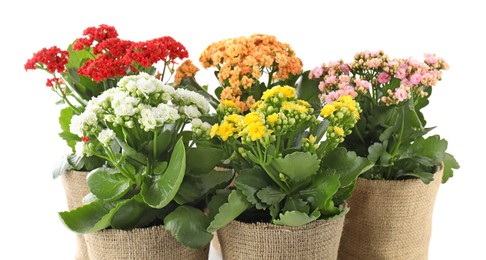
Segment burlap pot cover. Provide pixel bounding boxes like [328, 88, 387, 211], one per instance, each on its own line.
[217, 216, 345, 260]
[338, 166, 444, 260]
[61, 170, 90, 260]
[85, 225, 209, 260]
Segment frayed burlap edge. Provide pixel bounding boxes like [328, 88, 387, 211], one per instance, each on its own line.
[61, 170, 90, 260]
[85, 225, 209, 260]
[217, 215, 345, 260]
[338, 166, 444, 260]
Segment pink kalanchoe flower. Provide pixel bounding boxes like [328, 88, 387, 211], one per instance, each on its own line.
[324, 91, 340, 104]
[409, 73, 422, 85]
[355, 79, 371, 92]
[340, 64, 350, 75]
[310, 66, 324, 79]
[367, 58, 382, 69]
[325, 75, 337, 84]
[395, 66, 408, 79]
[394, 87, 408, 102]
[318, 81, 326, 92]
[424, 54, 439, 66]
[378, 72, 391, 84]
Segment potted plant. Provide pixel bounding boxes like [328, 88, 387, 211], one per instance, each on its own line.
[57, 72, 232, 259]
[207, 85, 373, 260]
[308, 50, 460, 260]
[25, 24, 192, 259]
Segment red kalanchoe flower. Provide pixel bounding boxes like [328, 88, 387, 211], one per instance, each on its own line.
[24, 46, 69, 73]
[78, 55, 129, 82]
[82, 136, 90, 143]
[73, 24, 119, 50]
[93, 38, 133, 56]
[127, 37, 188, 68]
[45, 77, 62, 87]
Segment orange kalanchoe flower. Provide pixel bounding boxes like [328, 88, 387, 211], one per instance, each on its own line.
[200, 34, 302, 112]
[174, 60, 200, 86]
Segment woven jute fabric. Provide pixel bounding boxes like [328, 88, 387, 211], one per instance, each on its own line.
[61, 170, 90, 260]
[217, 217, 345, 260]
[85, 225, 209, 260]
[338, 167, 444, 260]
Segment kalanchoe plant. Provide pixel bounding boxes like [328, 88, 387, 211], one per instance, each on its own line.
[206, 86, 372, 232]
[24, 24, 189, 175]
[59, 73, 232, 249]
[307, 50, 459, 183]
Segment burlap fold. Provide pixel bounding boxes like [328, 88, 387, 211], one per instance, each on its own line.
[61, 170, 90, 260]
[217, 217, 345, 260]
[85, 225, 209, 260]
[338, 167, 443, 260]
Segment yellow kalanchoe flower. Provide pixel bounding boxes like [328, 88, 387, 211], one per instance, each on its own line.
[266, 113, 279, 125]
[261, 85, 295, 100]
[221, 100, 238, 108]
[217, 122, 236, 141]
[244, 112, 264, 125]
[282, 101, 309, 114]
[333, 126, 345, 136]
[321, 104, 336, 117]
[247, 121, 267, 141]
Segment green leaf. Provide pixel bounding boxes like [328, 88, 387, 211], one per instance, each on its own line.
[117, 138, 148, 165]
[235, 167, 271, 209]
[59, 107, 80, 151]
[404, 135, 448, 166]
[272, 210, 321, 227]
[59, 199, 129, 233]
[87, 167, 131, 200]
[110, 196, 161, 230]
[207, 190, 252, 233]
[282, 197, 310, 214]
[186, 147, 224, 175]
[256, 186, 286, 206]
[271, 152, 320, 182]
[399, 172, 435, 184]
[145, 130, 173, 158]
[442, 153, 460, 183]
[299, 170, 340, 214]
[174, 168, 234, 204]
[207, 191, 231, 222]
[164, 206, 213, 249]
[367, 142, 385, 163]
[141, 138, 186, 208]
[295, 71, 321, 104]
[321, 148, 374, 187]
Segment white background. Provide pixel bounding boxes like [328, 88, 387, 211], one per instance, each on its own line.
[1, 0, 484, 259]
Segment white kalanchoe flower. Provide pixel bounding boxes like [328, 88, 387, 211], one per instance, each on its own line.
[173, 88, 210, 114]
[159, 84, 175, 103]
[153, 103, 180, 125]
[140, 108, 157, 131]
[70, 115, 84, 137]
[136, 77, 156, 97]
[98, 129, 116, 146]
[182, 105, 202, 119]
[191, 118, 203, 128]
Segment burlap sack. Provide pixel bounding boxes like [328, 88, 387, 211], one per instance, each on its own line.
[85, 225, 209, 260]
[338, 167, 444, 260]
[61, 170, 90, 260]
[217, 216, 345, 260]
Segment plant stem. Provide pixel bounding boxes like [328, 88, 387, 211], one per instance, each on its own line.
[353, 125, 365, 144]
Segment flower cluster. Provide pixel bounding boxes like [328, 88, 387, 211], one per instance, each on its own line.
[211, 85, 316, 146]
[200, 34, 303, 112]
[310, 50, 448, 106]
[174, 60, 199, 86]
[71, 72, 210, 155]
[320, 95, 361, 148]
